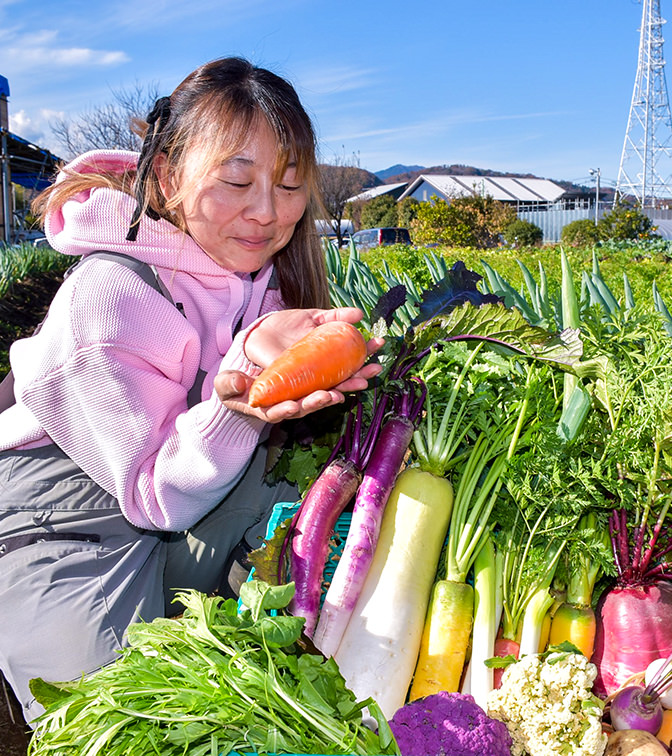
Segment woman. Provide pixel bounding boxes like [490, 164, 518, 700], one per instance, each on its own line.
[0, 57, 380, 722]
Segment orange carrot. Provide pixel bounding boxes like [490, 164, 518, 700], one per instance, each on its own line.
[248, 321, 368, 408]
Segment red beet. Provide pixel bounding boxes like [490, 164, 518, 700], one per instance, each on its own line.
[591, 579, 672, 698]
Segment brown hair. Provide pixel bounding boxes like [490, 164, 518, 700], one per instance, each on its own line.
[34, 57, 329, 309]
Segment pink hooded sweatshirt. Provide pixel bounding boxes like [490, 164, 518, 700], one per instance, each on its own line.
[0, 150, 286, 531]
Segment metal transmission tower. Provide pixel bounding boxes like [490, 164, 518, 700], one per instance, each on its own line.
[616, 0, 672, 207]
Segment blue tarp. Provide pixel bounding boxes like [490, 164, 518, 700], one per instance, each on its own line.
[4, 130, 61, 191]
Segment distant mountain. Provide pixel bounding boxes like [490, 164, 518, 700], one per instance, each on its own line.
[374, 164, 425, 181]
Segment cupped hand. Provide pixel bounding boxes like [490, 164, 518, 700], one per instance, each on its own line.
[244, 307, 382, 369]
[213, 307, 384, 423]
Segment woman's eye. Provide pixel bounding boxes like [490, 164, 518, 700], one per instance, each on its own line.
[223, 181, 250, 188]
[279, 183, 302, 192]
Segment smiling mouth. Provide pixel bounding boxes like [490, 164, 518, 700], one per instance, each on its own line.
[237, 237, 271, 248]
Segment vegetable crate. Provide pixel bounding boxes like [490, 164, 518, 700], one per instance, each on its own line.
[249, 500, 352, 604]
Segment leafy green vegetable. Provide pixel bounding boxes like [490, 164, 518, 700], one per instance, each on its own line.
[410, 260, 501, 325]
[28, 582, 398, 756]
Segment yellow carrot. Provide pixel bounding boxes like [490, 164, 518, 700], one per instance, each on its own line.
[549, 603, 596, 658]
[410, 362, 539, 698]
[410, 580, 474, 699]
[548, 513, 607, 659]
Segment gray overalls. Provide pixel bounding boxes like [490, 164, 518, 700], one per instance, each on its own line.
[0, 254, 297, 723]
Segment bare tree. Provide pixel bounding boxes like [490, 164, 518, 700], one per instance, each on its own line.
[50, 81, 162, 159]
[319, 152, 374, 246]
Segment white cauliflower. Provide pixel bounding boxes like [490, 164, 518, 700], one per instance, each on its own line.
[486, 650, 606, 756]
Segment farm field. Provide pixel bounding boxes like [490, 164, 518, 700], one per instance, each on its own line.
[2, 240, 671, 379]
[1, 238, 671, 755]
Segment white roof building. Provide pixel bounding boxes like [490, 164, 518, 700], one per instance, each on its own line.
[347, 182, 408, 203]
[397, 174, 566, 205]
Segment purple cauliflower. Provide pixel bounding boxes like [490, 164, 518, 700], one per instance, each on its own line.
[388, 691, 512, 756]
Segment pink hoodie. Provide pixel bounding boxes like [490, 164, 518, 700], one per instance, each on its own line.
[0, 150, 285, 531]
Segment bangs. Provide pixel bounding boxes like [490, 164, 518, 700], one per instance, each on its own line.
[172, 95, 317, 193]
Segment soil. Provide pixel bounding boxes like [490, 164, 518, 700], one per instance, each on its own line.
[1, 676, 31, 755]
[0, 271, 65, 366]
[1, 271, 65, 755]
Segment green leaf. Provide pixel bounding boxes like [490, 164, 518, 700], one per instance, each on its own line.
[413, 300, 583, 370]
[484, 654, 518, 668]
[29, 677, 75, 708]
[543, 640, 583, 658]
[252, 614, 305, 647]
[239, 580, 295, 617]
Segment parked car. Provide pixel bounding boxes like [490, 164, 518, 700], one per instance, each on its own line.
[351, 227, 412, 250]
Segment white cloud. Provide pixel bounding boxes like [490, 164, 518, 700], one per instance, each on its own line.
[9, 108, 65, 154]
[0, 27, 128, 73]
[296, 64, 378, 97]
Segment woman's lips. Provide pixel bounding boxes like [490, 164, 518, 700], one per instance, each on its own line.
[236, 236, 272, 249]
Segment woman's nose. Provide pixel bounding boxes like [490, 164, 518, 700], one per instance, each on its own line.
[243, 185, 277, 224]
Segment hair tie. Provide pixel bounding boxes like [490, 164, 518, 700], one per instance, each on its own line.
[126, 96, 172, 241]
[146, 96, 172, 128]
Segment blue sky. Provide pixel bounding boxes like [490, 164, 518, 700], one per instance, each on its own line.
[0, 0, 657, 191]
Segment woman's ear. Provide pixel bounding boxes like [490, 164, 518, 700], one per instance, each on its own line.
[153, 153, 175, 201]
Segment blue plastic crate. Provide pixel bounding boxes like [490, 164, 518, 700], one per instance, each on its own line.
[234, 507, 387, 756]
[245, 501, 352, 603]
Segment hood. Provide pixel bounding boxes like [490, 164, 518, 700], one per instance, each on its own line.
[44, 149, 234, 279]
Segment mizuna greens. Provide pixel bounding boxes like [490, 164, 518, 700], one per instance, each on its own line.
[28, 582, 397, 756]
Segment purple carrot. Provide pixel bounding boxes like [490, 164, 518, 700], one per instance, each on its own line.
[313, 383, 426, 657]
[286, 397, 389, 636]
[288, 456, 362, 636]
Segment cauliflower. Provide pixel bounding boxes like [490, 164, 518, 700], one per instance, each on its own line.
[486, 650, 607, 756]
[388, 691, 512, 756]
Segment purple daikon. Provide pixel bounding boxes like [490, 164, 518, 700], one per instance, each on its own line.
[313, 385, 426, 657]
[288, 456, 362, 637]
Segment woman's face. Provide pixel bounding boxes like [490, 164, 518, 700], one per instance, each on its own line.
[160, 118, 309, 273]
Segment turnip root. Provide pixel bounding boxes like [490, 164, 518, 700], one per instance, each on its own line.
[605, 729, 668, 756]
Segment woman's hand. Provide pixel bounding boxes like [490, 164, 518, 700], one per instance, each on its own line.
[214, 307, 384, 423]
[244, 307, 380, 368]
